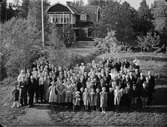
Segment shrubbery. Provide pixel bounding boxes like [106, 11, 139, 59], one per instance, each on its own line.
[0, 17, 81, 80]
[0, 17, 45, 78]
[137, 32, 160, 52]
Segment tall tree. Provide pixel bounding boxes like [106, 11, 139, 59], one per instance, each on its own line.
[72, 0, 84, 6]
[100, 1, 136, 45]
[137, 0, 154, 35]
[21, 0, 30, 18]
[152, 0, 167, 46]
[88, 0, 107, 6]
[27, 0, 50, 41]
[1, 0, 7, 22]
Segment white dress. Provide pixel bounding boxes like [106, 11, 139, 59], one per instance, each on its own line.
[49, 85, 57, 103]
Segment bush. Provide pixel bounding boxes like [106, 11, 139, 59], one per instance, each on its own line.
[95, 30, 121, 54]
[0, 18, 43, 77]
[137, 32, 160, 52]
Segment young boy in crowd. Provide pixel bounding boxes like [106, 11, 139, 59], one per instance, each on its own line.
[83, 88, 89, 111]
[80, 87, 84, 110]
[95, 88, 100, 111]
[100, 87, 108, 113]
[73, 89, 81, 112]
[141, 82, 149, 108]
[90, 88, 96, 111]
[131, 84, 139, 109]
[114, 84, 123, 110]
[11, 85, 20, 108]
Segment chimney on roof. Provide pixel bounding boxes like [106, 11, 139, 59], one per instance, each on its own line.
[66, 1, 72, 6]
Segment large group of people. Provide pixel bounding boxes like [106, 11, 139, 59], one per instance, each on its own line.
[12, 57, 156, 113]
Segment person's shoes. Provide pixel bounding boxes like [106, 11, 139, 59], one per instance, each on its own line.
[28, 105, 33, 108]
[28, 105, 31, 108]
[102, 111, 106, 114]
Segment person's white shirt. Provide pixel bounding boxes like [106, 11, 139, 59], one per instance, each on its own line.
[17, 70, 25, 83]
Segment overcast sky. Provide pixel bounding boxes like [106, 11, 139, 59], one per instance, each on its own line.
[7, 0, 155, 9]
[49, 0, 155, 9]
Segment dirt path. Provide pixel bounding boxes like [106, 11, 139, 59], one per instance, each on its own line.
[17, 104, 54, 126]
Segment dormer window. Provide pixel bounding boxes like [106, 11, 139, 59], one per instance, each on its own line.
[80, 14, 87, 21]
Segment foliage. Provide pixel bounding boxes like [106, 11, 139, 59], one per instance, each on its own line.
[95, 30, 121, 54]
[99, 1, 137, 45]
[71, 0, 84, 6]
[137, 32, 160, 52]
[0, 18, 43, 77]
[151, 0, 167, 46]
[27, 0, 50, 32]
[63, 25, 75, 47]
[0, 16, 76, 78]
[48, 25, 65, 48]
[88, 0, 106, 6]
[134, 0, 154, 35]
[19, 0, 30, 18]
[48, 25, 75, 48]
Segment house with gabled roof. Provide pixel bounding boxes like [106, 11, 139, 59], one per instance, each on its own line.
[47, 2, 101, 41]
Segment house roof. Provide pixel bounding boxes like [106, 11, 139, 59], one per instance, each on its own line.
[47, 3, 101, 22]
[47, 3, 73, 14]
[47, 3, 100, 15]
[68, 4, 100, 15]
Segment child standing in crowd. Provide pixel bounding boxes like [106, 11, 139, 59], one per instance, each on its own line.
[39, 74, 44, 103]
[114, 84, 123, 109]
[83, 88, 89, 111]
[108, 87, 114, 110]
[100, 87, 108, 113]
[18, 69, 27, 106]
[131, 84, 139, 108]
[49, 81, 57, 105]
[141, 82, 149, 108]
[95, 88, 100, 111]
[90, 88, 96, 111]
[80, 87, 84, 110]
[73, 88, 81, 112]
[11, 85, 20, 108]
[65, 79, 73, 107]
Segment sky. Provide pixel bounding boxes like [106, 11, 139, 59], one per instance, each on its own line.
[49, 0, 155, 9]
[7, 0, 156, 9]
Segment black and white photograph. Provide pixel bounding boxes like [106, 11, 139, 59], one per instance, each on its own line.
[0, 0, 167, 126]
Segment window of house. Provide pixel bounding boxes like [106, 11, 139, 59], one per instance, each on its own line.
[80, 14, 87, 21]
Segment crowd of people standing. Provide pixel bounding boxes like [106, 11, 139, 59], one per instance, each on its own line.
[12, 57, 156, 113]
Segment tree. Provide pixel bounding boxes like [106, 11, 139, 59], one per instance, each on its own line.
[72, 0, 84, 6]
[0, 17, 43, 77]
[151, 0, 167, 46]
[100, 1, 136, 45]
[1, 0, 7, 22]
[88, 0, 107, 6]
[27, 0, 50, 42]
[48, 25, 65, 48]
[137, 32, 160, 52]
[20, 0, 30, 18]
[136, 0, 154, 35]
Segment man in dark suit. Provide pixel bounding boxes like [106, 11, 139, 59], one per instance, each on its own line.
[147, 71, 155, 105]
[28, 76, 35, 107]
